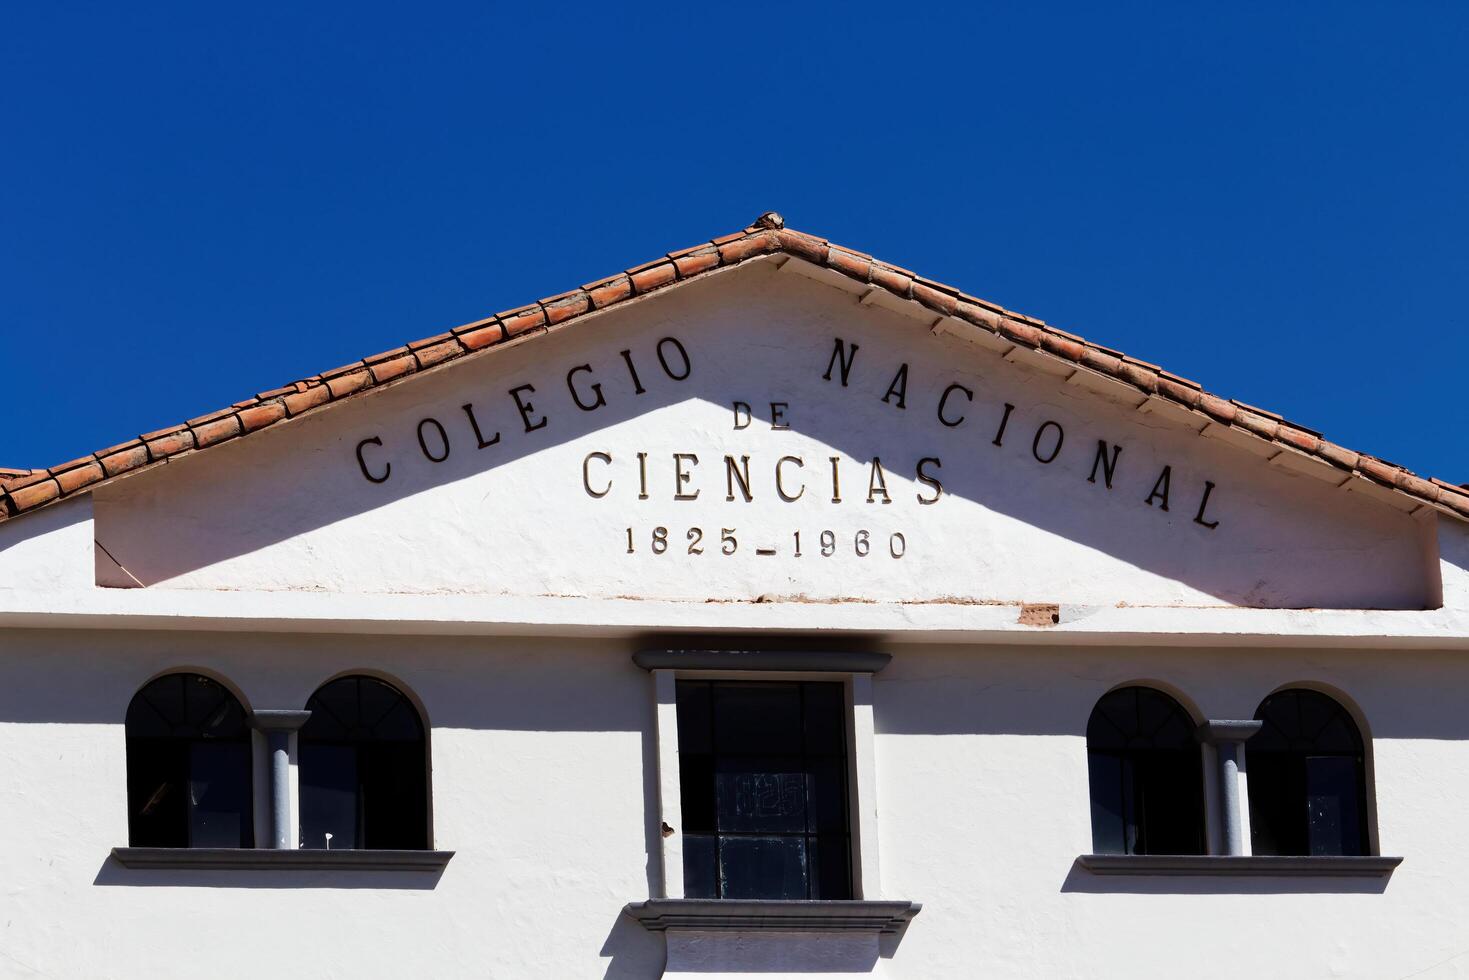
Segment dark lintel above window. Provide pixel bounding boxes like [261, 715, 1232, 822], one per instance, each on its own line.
[632, 650, 891, 673]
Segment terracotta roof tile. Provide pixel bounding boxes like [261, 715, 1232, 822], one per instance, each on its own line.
[1, 213, 1462, 524]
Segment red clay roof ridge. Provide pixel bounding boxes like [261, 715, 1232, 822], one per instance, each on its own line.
[1, 213, 1466, 525]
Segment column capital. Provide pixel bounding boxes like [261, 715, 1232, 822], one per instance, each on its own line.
[1196, 719, 1263, 744]
[250, 709, 312, 733]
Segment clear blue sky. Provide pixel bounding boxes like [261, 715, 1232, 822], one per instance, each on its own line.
[2, 3, 1464, 481]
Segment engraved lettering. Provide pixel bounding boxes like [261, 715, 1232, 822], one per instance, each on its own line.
[566, 364, 607, 412]
[674, 453, 700, 500]
[508, 384, 547, 433]
[776, 456, 806, 502]
[992, 402, 1016, 446]
[724, 454, 753, 502]
[1088, 441, 1122, 488]
[582, 451, 613, 497]
[1031, 420, 1064, 464]
[1146, 465, 1173, 511]
[461, 402, 501, 449]
[882, 363, 909, 409]
[416, 418, 450, 462]
[1194, 480, 1221, 529]
[356, 437, 390, 484]
[822, 337, 859, 386]
[657, 337, 692, 381]
[916, 456, 943, 505]
[938, 383, 972, 428]
[620, 349, 647, 395]
[867, 457, 892, 504]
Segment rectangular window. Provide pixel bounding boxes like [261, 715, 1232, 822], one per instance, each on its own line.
[675, 680, 852, 900]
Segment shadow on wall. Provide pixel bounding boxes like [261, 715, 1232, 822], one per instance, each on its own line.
[1058, 860, 1391, 896]
[76, 265, 1435, 609]
[600, 913, 668, 980]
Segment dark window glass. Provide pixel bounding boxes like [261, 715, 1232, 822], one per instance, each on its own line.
[299, 676, 428, 850]
[1085, 686, 1205, 855]
[1247, 689, 1368, 856]
[676, 680, 851, 899]
[125, 673, 253, 848]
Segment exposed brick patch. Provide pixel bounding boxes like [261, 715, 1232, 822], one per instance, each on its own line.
[1018, 603, 1061, 627]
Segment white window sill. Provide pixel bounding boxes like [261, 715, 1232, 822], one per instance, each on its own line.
[110, 847, 453, 871]
[623, 899, 921, 934]
[1076, 854, 1401, 877]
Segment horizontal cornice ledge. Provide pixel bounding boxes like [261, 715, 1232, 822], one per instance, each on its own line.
[623, 899, 921, 933]
[1077, 854, 1402, 877]
[110, 847, 453, 871]
[632, 650, 892, 673]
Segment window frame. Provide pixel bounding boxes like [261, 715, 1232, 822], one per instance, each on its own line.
[1245, 686, 1375, 858]
[647, 662, 883, 901]
[124, 670, 256, 849]
[1084, 684, 1209, 857]
[297, 673, 432, 851]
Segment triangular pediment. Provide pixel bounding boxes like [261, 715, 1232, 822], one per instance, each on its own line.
[67, 257, 1436, 610]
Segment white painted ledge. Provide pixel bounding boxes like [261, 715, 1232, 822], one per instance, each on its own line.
[1076, 854, 1402, 877]
[624, 899, 921, 934]
[111, 847, 453, 871]
[2, 588, 1467, 647]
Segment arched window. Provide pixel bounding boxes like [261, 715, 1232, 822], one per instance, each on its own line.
[125, 672, 253, 848]
[1248, 688, 1369, 856]
[1086, 686, 1205, 855]
[299, 676, 428, 850]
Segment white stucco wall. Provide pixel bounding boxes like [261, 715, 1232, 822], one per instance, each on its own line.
[83, 261, 1435, 610]
[1, 629, 1467, 979]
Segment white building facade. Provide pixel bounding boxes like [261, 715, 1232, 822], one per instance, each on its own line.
[3, 214, 1468, 978]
